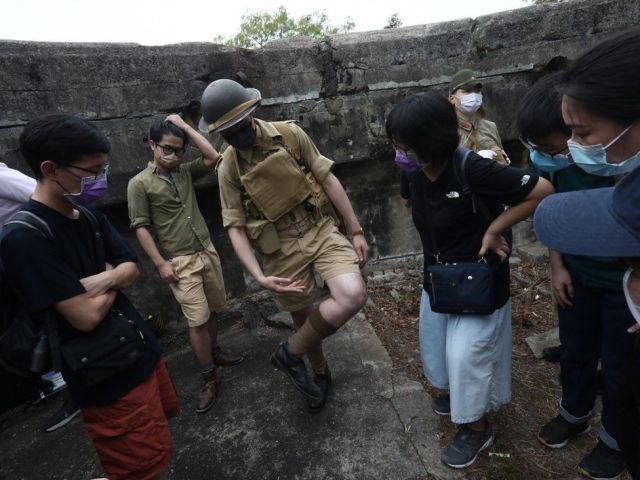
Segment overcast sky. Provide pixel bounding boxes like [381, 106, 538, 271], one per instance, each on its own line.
[2, 0, 529, 45]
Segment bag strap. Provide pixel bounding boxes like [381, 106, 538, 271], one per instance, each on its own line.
[452, 147, 496, 223]
[1, 210, 53, 246]
[426, 148, 497, 262]
[76, 205, 106, 272]
[272, 121, 302, 164]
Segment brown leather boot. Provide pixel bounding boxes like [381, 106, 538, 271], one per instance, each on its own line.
[212, 346, 245, 366]
[196, 369, 221, 414]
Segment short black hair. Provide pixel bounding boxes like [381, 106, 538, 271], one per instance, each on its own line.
[148, 120, 189, 146]
[561, 26, 640, 125]
[385, 92, 459, 167]
[517, 72, 571, 142]
[19, 114, 110, 180]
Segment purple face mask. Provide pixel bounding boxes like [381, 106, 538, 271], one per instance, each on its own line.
[64, 174, 109, 205]
[394, 150, 422, 172]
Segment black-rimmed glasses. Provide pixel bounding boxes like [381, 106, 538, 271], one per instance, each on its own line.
[155, 143, 186, 157]
[65, 163, 110, 180]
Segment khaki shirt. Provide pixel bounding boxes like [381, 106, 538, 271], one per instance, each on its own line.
[127, 157, 212, 257]
[217, 119, 334, 228]
[458, 117, 508, 164]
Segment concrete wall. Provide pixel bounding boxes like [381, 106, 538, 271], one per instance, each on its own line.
[0, 0, 637, 319]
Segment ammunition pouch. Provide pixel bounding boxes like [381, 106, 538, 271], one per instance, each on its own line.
[234, 120, 347, 251]
[240, 147, 310, 222]
[245, 218, 281, 255]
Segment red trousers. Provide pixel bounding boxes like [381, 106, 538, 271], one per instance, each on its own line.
[82, 360, 180, 480]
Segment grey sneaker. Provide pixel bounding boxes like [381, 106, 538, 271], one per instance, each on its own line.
[431, 393, 450, 416]
[441, 423, 494, 469]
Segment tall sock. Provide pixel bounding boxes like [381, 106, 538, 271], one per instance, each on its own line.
[288, 308, 337, 358]
[292, 311, 328, 374]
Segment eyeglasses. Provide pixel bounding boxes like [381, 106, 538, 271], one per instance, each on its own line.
[155, 143, 186, 157]
[391, 142, 413, 156]
[519, 137, 567, 157]
[65, 163, 110, 180]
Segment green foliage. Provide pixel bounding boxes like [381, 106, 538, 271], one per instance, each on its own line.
[384, 13, 402, 29]
[217, 6, 355, 49]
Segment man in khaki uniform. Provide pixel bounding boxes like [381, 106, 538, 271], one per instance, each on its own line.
[448, 69, 510, 164]
[127, 114, 243, 414]
[199, 79, 368, 413]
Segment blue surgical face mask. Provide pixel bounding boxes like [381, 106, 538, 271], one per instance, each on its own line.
[394, 149, 422, 172]
[567, 125, 640, 176]
[529, 149, 571, 173]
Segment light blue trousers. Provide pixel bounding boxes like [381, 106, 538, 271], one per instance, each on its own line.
[419, 289, 512, 424]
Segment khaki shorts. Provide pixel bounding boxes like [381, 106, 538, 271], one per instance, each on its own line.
[263, 216, 361, 312]
[169, 243, 227, 327]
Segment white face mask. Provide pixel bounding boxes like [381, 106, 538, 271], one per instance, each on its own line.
[623, 269, 640, 327]
[459, 92, 483, 115]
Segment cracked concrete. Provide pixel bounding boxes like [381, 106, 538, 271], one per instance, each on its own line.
[0, 303, 462, 480]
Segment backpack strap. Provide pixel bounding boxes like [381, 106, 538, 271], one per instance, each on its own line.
[272, 121, 303, 164]
[1, 211, 53, 245]
[452, 147, 495, 222]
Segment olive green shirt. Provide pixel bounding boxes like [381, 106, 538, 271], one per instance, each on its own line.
[458, 117, 508, 164]
[217, 119, 334, 228]
[127, 157, 212, 256]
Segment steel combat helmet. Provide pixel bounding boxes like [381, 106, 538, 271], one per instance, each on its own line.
[198, 79, 261, 133]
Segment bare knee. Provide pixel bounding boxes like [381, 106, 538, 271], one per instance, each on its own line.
[332, 277, 367, 315]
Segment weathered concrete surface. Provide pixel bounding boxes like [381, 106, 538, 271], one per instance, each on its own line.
[0, 309, 461, 480]
[0, 0, 636, 316]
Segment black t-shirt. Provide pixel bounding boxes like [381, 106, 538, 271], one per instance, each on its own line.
[0, 199, 161, 407]
[408, 152, 539, 308]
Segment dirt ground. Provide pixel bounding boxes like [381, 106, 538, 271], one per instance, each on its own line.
[365, 259, 631, 480]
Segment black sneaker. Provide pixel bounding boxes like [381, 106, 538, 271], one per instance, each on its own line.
[307, 368, 332, 414]
[44, 398, 80, 432]
[271, 342, 321, 400]
[431, 393, 450, 416]
[441, 422, 494, 469]
[579, 440, 626, 480]
[542, 345, 563, 362]
[538, 414, 590, 448]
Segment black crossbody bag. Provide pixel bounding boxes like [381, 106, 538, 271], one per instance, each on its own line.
[56, 206, 147, 387]
[425, 148, 496, 315]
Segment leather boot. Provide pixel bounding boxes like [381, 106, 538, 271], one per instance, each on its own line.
[196, 368, 221, 414]
[212, 346, 245, 366]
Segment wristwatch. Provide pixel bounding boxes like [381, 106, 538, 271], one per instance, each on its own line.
[352, 228, 364, 237]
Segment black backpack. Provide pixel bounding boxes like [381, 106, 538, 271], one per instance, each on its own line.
[0, 207, 102, 378]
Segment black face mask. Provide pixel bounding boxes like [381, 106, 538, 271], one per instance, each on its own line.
[222, 122, 256, 150]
